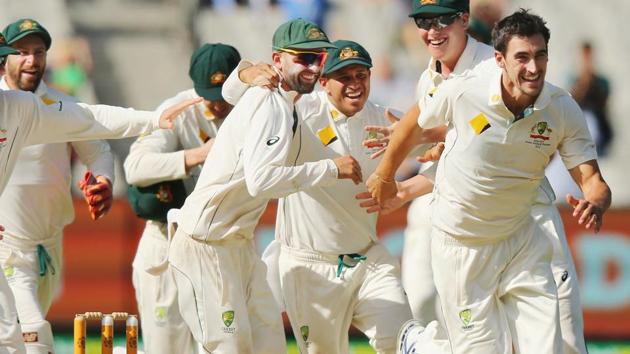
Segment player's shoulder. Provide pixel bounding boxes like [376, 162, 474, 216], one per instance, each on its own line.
[158, 88, 199, 108]
[43, 84, 78, 103]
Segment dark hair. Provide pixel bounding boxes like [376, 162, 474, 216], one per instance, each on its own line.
[491, 9, 550, 54]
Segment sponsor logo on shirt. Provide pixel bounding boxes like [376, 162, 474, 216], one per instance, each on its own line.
[222, 310, 236, 334]
[459, 309, 474, 331]
[154, 306, 167, 324]
[526, 121, 552, 148]
[266, 136, 280, 146]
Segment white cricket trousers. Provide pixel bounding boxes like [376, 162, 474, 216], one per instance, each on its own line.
[401, 193, 439, 325]
[280, 243, 412, 354]
[431, 220, 563, 354]
[131, 221, 196, 354]
[168, 229, 286, 354]
[532, 204, 587, 354]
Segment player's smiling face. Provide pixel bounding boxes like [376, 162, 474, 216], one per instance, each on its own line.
[320, 64, 371, 117]
[496, 34, 548, 102]
[4, 35, 47, 92]
[417, 12, 469, 65]
[273, 50, 324, 94]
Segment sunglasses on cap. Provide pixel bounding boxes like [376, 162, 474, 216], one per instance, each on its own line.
[414, 12, 463, 31]
[278, 48, 328, 67]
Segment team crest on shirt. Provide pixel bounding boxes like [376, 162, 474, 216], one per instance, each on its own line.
[22, 332, 38, 343]
[222, 310, 236, 333]
[459, 309, 474, 331]
[526, 121, 552, 148]
[300, 325, 311, 347]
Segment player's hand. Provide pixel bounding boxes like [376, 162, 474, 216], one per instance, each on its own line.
[333, 155, 362, 185]
[239, 62, 280, 90]
[78, 172, 112, 220]
[159, 98, 203, 129]
[566, 194, 604, 233]
[185, 138, 214, 171]
[85, 176, 113, 220]
[355, 190, 405, 215]
[366, 172, 398, 205]
[416, 142, 445, 163]
[363, 109, 400, 159]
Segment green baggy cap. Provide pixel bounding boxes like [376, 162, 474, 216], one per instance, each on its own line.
[189, 43, 241, 101]
[2, 18, 52, 49]
[0, 34, 18, 57]
[323, 40, 372, 75]
[409, 0, 469, 17]
[272, 18, 335, 51]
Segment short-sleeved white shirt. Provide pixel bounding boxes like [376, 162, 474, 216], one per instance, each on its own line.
[419, 66, 597, 241]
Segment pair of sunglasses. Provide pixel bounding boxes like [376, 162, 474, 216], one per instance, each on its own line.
[414, 12, 463, 30]
[278, 48, 328, 67]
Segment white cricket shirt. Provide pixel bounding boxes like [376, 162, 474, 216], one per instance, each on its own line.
[0, 79, 114, 245]
[125, 89, 222, 194]
[177, 87, 338, 242]
[419, 66, 597, 241]
[0, 89, 159, 195]
[276, 91, 390, 254]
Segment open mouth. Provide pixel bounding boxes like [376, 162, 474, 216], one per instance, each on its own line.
[300, 71, 318, 83]
[428, 38, 447, 47]
[345, 90, 363, 102]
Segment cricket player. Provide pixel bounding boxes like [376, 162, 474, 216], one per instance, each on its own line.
[369, 9, 611, 354]
[357, 2, 589, 353]
[0, 35, 199, 354]
[0, 19, 115, 354]
[124, 43, 240, 354]
[166, 19, 365, 353]
[226, 40, 413, 353]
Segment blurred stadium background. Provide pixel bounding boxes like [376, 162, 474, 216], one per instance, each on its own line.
[1, 0, 629, 352]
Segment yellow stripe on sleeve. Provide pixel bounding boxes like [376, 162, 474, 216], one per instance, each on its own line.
[469, 113, 491, 135]
[317, 125, 338, 146]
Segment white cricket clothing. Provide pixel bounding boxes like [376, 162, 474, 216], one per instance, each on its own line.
[125, 88, 222, 192]
[431, 222, 563, 354]
[223, 63, 412, 352]
[419, 67, 598, 241]
[271, 92, 412, 352]
[280, 243, 410, 354]
[278, 92, 385, 253]
[0, 89, 159, 193]
[532, 202, 587, 354]
[177, 87, 337, 241]
[0, 89, 160, 354]
[0, 78, 114, 245]
[169, 231, 286, 354]
[170, 86, 340, 353]
[125, 88, 223, 354]
[0, 79, 114, 354]
[403, 36, 494, 324]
